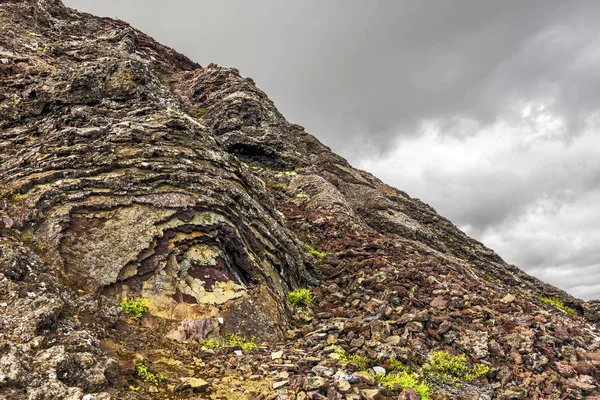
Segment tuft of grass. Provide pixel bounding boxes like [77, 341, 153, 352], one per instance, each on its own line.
[424, 351, 489, 386]
[305, 244, 326, 263]
[334, 348, 368, 370]
[288, 288, 314, 306]
[225, 333, 257, 350]
[135, 362, 164, 384]
[119, 297, 149, 321]
[375, 371, 431, 400]
[539, 297, 575, 315]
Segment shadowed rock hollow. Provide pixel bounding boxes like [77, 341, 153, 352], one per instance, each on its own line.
[1, 1, 600, 399]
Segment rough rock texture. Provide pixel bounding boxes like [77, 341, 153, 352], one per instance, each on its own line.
[1, 1, 600, 399]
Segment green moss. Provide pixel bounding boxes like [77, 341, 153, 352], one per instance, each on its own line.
[288, 288, 314, 306]
[388, 358, 409, 373]
[424, 351, 489, 386]
[225, 333, 257, 350]
[135, 362, 164, 384]
[539, 297, 575, 315]
[375, 371, 431, 400]
[334, 348, 368, 370]
[201, 338, 220, 349]
[119, 297, 149, 320]
[305, 244, 326, 263]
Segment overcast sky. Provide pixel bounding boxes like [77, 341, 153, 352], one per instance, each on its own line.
[63, 0, 600, 300]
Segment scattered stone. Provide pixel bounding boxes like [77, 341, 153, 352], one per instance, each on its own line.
[501, 294, 516, 304]
[273, 380, 289, 390]
[179, 377, 209, 392]
[360, 388, 380, 400]
[304, 376, 326, 390]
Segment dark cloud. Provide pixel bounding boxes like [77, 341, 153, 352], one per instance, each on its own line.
[64, 0, 600, 299]
[64, 1, 600, 154]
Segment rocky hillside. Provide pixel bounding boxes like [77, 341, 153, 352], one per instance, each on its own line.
[1, 1, 600, 399]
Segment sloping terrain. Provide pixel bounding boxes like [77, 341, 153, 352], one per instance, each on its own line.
[1, 1, 600, 399]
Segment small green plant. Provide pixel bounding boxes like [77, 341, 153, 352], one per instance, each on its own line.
[135, 362, 164, 384]
[305, 244, 326, 263]
[202, 338, 220, 349]
[334, 348, 368, 370]
[119, 297, 149, 320]
[375, 371, 431, 400]
[539, 297, 575, 315]
[484, 272, 498, 281]
[25, 30, 42, 37]
[12, 96, 21, 106]
[288, 288, 314, 306]
[129, 385, 140, 391]
[225, 333, 257, 350]
[424, 351, 489, 386]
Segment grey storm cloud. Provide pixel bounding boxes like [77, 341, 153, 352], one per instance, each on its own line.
[64, 0, 600, 153]
[64, 0, 600, 300]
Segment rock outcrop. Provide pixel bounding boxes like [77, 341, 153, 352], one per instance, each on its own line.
[1, 1, 600, 399]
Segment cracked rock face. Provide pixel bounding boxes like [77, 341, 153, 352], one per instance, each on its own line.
[2, 1, 600, 399]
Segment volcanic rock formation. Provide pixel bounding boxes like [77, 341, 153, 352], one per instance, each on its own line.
[1, 1, 600, 399]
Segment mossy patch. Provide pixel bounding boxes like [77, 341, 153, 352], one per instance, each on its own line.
[333, 348, 368, 370]
[269, 182, 289, 192]
[305, 244, 326, 263]
[288, 288, 314, 306]
[375, 371, 431, 400]
[539, 297, 575, 315]
[119, 297, 149, 320]
[135, 362, 164, 384]
[424, 351, 489, 386]
[0, 188, 22, 201]
[201, 338, 220, 349]
[225, 333, 257, 350]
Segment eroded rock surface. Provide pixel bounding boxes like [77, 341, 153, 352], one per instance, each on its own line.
[1, 1, 600, 399]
